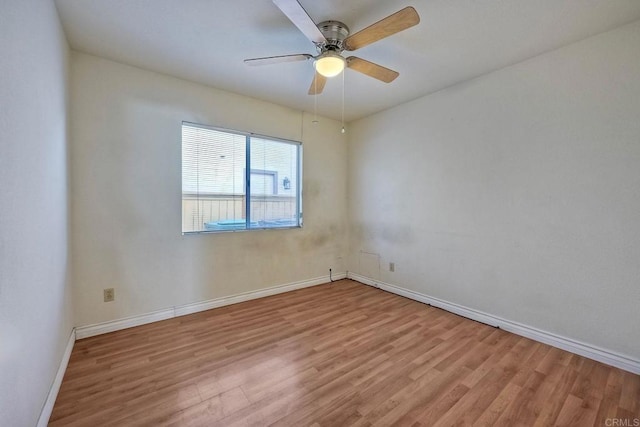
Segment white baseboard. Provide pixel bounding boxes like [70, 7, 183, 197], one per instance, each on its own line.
[348, 272, 640, 375]
[37, 328, 76, 427]
[174, 272, 346, 317]
[75, 308, 175, 339]
[76, 272, 347, 340]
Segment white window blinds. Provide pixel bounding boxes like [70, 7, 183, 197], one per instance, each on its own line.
[182, 122, 302, 233]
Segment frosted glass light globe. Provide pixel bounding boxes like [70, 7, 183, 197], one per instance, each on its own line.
[314, 53, 345, 78]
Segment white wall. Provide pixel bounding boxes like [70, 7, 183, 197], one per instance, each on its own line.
[348, 21, 640, 360]
[70, 53, 348, 327]
[0, 1, 73, 425]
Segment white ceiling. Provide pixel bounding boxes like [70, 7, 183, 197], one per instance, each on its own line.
[55, 0, 640, 122]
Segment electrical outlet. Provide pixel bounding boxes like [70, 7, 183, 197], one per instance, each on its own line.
[104, 288, 115, 302]
[389, 262, 395, 272]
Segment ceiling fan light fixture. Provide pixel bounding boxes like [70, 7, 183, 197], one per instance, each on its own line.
[314, 52, 345, 78]
[246, 1, 420, 95]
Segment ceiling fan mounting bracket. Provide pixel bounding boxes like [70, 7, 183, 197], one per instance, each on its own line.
[315, 20, 350, 53]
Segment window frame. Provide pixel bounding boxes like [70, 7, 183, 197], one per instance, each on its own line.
[181, 121, 303, 235]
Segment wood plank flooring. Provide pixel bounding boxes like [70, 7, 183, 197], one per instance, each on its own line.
[50, 280, 640, 426]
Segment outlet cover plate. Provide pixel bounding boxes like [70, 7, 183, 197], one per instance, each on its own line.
[104, 288, 115, 302]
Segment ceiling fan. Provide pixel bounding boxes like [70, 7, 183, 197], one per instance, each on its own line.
[244, 0, 420, 95]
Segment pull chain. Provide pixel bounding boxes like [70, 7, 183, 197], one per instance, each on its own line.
[341, 70, 345, 133]
[313, 75, 319, 124]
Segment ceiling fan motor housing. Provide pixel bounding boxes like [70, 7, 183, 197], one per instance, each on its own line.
[316, 20, 350, 52]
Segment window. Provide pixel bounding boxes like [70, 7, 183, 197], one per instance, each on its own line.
[182, 122, 302, 233]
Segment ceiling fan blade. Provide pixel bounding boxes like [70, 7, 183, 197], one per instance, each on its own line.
[308, 71, 327, 95]
[346, 57, 399, 83]
[273, 0, 326, 44]
[344, 6, 420, 51]
[244, 54, 313, 66]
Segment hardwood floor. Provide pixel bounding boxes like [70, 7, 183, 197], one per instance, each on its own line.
[51, 280, 640, 426]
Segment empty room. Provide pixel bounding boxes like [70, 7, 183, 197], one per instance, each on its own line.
[2, 0, 640, 425]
